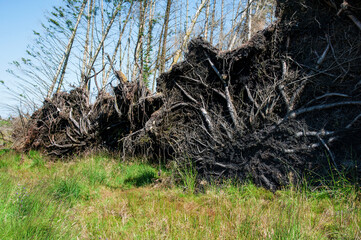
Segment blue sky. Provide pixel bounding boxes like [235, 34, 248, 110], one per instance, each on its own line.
[0, 0, 61, 118]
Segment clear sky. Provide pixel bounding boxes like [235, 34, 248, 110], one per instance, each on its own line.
[0, 0, 62, 118]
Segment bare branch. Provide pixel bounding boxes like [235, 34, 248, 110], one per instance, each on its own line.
[289, 101, 361, 119]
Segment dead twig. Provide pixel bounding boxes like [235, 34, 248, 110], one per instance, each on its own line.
[317, 135, 339, 172]
[289, 101, 361, 119]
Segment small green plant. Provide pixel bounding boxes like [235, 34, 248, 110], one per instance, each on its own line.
[0, 119, 11, 127]
[29, 150, 45, 168]
[0, 150, 20, 169]
[175, 159, 198, 193]
[86, 167, 107, 185]
[50, 177, 89, 203]
[0, 148, 11, 156]
[81, 159, 108, 186]
[12, 185, 38, 219]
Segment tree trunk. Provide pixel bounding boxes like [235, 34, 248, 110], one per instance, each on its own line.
[204, 0, 211, 40]
[209, 0, 216, 44]
[219, 0, 224, 49]
[132, 1, 147, 83]
[159, 0, 172, 74]
[85, 1, 123, 80]
[101, 0, 106, 85]
[151, 14, 165, 92]
[247, 1, 253, 41]
[48, 0, 87, 97]
[228, 0, 251, 50]
[81, 0, 93, 80]
[185, 0, 189, 30]
[144, 0, 155, 85]
[104, 1, 133, 83]
[171, 0, 209, 67]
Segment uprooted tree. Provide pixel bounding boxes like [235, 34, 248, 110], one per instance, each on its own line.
[14, 0, 361, 190]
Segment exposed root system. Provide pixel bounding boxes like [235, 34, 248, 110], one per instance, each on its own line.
[16, 0, 361, 189]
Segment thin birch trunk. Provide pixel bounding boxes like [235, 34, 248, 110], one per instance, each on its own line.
[127, 22, 133, 81]
[228, 0, 251, 50]
[145, 0, 155, 84]
[151, 13, 165, 92]
[185, 0, 189, 30]
[104, 2, 133, 83]
[101, 0, 105, 83]
[85, 1, 123, 78]
[159, 0, 172, 74]
[119, 11, 122, 70]
[209, 0, 216, 44]
[171, 0, 209, 67]
[81, 0, 93, 79]
[247, 1, 253, 41]
[132, 1, 147, 82]
[219, 0, 224, 49]
[89, 0, 95, 61]
[204, 0, 210, 40]
[49, 0, 87, 96]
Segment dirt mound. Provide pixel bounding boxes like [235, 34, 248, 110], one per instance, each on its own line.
[16, 0, 361, 189]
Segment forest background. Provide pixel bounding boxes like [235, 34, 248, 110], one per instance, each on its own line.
[0, 0, 275, 117]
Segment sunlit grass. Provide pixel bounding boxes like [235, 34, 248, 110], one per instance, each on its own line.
[0, 119, 11, 127]
[0, 149, 360, 239]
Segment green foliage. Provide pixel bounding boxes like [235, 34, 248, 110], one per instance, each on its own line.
[65, 19, 73, 31]
[49, 18, 61, 28]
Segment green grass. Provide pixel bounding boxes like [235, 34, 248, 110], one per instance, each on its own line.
[174, 160, 198, 193]
[0, 150, 360, 239]
[50, 177, 90, 203]
[0, 119, 11, 127]
[0, 119, 12, 147]
[109, 162, 157, 188]
[0, 173, 74, 239]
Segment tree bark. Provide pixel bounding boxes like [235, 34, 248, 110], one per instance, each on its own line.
[132, 0, 147, 82]
[171, 0, 209, 67]
[209, 0, 216, 44]
[101, 0, 105, 84]
[219, 0, 224, 49]
[204, 0, 211, 39]
[159, 0, 172, 74]
[85, 1, 123, 80]
[104, 1, 133, 83]
[48, 0, 87, 97]
[81, 0, 94, 80]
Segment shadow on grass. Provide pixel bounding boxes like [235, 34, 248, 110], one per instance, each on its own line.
[124, 170, 156, 187]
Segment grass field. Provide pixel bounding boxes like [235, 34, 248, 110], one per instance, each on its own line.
[0, 149, 360, 239]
